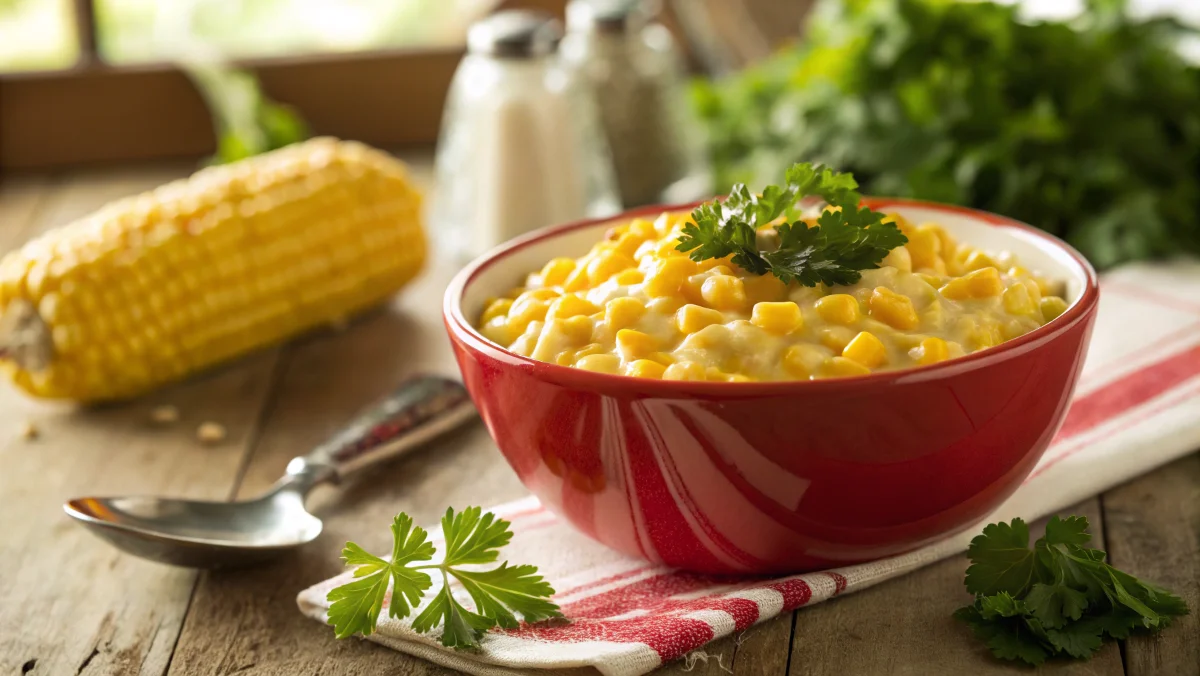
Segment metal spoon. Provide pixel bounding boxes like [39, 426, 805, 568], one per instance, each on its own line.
[63, 375, 477, 569]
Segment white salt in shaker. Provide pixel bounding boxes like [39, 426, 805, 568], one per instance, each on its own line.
[433, 10, 620, 261]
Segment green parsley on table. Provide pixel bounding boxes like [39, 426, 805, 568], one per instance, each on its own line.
[694, 0, 1200, 269]
[326, 507, 562, 649]
[676, 162, 907, 286]
[956, 516, 1188, 666]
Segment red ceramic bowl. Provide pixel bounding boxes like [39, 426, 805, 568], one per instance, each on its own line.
[444, 198, 1099, 575]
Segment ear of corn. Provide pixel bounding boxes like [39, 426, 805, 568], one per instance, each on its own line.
[0, 137, 425, 402]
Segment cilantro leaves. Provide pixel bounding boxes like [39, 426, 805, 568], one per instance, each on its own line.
[957, 516, 1188, 665]
[327, 507, 561, 649]
[676, 163, 907, 286]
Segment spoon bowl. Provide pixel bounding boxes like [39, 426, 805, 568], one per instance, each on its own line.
[64, 376, 476, 568]
[64, 483, 323, 568]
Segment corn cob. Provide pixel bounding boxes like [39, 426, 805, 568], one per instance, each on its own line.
[0, 138, 425, 402]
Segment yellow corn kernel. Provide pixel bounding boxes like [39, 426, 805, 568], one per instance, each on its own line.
[1040, 296, 1068, 322]
[911, 336, 949, 365]
[881, 246, 913, 273]
[574, 343, 606, 359]
[750, 302, 803, 334]
[616, 329, 657, 360]
[515, 288, 559, 303]
[647, 296, 684, 315]
[681, 275, 706, 305]
[647, 351, 675, 366]
[966, 267, 1004, 297]
[548, 295, 600, 322]
[654, 236, 686, 258]
[907, 225, 943, 270]
[587, 251, 637, 286]
[604, 296, 646, 331]
[576, 354, 621, 374]
[915, 273, 944, 288]
[816, 294, 861, 325]
[940, 267, 1004, 300]
[507, 296, 549, 333]
[1001, 318, 1031, 341]
[629, 218, 658, 240]
[819, 326, 855, 353]
[818, 357, 872, 378]
[724, 373, 755, 382]
[559, 316, 595, 344]
[676, 304, 725, 334]
[868, 287, 918, 330]
[695, 255, 735, 273]
[645, 257, 696, 297]
[1002, 283, 1035, 315]
[964, 318, 1002, 350]
[562, 262, 591, 292]
[481, 298, 513, 324]
[701, 275, 747, 311]
[842, 331, 887, 368]
[540, 257, 576, 287]
[625, 359, 667, 379]
[1007, 265, 1029, 279]
[782, 343, 824, 378]
[962, 250, 998, 272]
[611, 232, 645, 257]
[614, 268, 645, 286]
[480, 316, 514, 346]
[742, 273, 788, 304]
[663, 361, 707, 381]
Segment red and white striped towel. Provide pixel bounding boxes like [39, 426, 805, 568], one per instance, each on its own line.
[298, 262, 1200, 676]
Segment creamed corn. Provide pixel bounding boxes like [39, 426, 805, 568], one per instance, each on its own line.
[477, 211, 1069, 382]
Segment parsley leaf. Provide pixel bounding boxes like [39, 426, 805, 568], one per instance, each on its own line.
[676, 162, 906, 286]
[327, 514, 434, 639]
[956, 516, 1188, 665]
[327, 507, 562, 649]
[964, 518, 1035, 597]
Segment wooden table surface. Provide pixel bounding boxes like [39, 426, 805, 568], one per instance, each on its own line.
[0, 155, 1196, 676]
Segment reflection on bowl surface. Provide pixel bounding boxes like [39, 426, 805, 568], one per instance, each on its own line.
[444, 198, 1099, 574]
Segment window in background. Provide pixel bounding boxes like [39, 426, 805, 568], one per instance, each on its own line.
[93, 0, 501, 64]
[0, 0, 79, 72]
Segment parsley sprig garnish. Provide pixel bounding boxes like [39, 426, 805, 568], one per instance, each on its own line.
[676, 163, 907, 286]
[955, 516, 1188, 666]
[327, 507, 562, 649]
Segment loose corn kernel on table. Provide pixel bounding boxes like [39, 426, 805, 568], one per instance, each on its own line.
[0, 154, 1194, 676]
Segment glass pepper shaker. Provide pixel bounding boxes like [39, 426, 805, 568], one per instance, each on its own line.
[432, 10, 620, 262]
[560, 0, 711, 208]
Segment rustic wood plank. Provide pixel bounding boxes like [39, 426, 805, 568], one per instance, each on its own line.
[0, 175, 52, 245]
[731, 613, 794, 675]
[788, 500, 1125, 676]
[0, 164, 285, 676]
[1103, 452, 1199, 676]
[165, 264, 527, 675]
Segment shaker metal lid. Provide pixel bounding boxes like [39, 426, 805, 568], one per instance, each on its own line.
[566, 0, 657, 33]
[468, 10, 563, 58]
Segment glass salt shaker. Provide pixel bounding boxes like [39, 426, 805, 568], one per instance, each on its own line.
[433, 10, 620, 262]
[560, 0, 711, 208]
